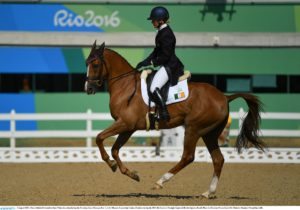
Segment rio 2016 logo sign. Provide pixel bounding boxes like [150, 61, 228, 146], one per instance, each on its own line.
[54, 9, 121, 28]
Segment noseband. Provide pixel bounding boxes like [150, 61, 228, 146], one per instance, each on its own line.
[86, 77, 103, 87]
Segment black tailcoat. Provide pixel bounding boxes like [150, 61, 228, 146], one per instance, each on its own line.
[145, 25, 184, 86]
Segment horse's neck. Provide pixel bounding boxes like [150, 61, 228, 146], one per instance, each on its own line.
[105, 49, 134, 79]
[105, 49, 137, 96]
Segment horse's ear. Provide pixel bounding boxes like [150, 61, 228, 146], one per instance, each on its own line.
[86, 40, 97, 61]
[100, 42, 105, 49]
[92, 40, 97, 51]
[99, 42, 105, 53]
[96, 42, 105, 56]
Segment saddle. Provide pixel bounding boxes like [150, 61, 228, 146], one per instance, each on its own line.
[141, 70, 191, 130]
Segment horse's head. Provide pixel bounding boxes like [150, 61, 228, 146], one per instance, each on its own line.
[85, 41, 107, 95]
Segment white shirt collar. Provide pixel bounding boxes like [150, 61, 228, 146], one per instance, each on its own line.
[158, 23, 168, 31]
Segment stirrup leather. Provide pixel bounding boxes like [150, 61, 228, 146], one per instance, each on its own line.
[153, 88, 170, 121]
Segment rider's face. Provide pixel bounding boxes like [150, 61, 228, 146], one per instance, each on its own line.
[151, 20, 163, 29]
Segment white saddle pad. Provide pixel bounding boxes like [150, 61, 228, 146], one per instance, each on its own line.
[141, 70, 189, 107]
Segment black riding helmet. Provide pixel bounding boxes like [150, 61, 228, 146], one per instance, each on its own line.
[147, 6, 169, 22]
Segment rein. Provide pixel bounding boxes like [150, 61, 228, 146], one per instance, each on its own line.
[99, 52, 138, 106]
[87, 54, 136, 83]
[108, 69, 138, 106]
[109, 69, 136, 82]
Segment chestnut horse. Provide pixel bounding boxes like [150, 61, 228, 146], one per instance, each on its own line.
[85, 42, 265, 198]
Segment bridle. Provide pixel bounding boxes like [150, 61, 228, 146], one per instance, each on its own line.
[86, 53, 137, 85]
[86, 50, 138, 105]
[85, 54, 107, 87]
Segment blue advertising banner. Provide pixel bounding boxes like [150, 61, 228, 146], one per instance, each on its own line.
[0, 94, 37, 131]
[0, 47, 68, 73]
[0, 4, 102, 32]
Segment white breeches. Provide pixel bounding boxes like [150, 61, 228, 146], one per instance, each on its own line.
[150, 66, 169, 93]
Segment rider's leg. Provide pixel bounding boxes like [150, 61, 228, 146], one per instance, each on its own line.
[150, 66, 170, 121]
[150, 66, 169, 92]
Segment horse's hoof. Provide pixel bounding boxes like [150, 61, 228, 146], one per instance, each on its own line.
[201, 191, 217, 199]
[151, 183, 163, 190]
[110, 161, 118, 172]
[129, 170, 140, 182]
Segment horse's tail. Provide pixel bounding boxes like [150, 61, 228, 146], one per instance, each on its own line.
[226, 93, 266, 153]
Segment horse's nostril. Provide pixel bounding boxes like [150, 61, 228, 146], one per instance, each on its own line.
[87, 87, 93, 94]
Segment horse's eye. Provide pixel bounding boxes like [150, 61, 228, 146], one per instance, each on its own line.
[92, 64, 100, 69]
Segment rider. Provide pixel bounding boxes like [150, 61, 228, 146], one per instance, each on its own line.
[136, 6, 184, 122]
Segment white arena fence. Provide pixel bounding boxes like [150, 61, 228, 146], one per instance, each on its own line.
[0, 108, 300, 163]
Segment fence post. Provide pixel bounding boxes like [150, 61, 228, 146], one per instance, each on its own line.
[86, 109, 93, 148]
[238, 108, 245, 133]
[10, 109, 16, 161]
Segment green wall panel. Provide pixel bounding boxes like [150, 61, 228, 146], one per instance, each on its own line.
[112, 48, 145, 69]
[35, 93, 112, 130]
[228, 94, 300, 130]
[62, 48, 86, 73]
[110, 47, 300, 75]
[14, 47, 298, 75]
[193, 4, 295, 32]
[176, 48, 300, 75]
[295, 6, 300, 32]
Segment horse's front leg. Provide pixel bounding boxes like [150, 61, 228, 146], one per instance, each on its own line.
[96, 119, 128, 172]
[111, 131, 140, 182]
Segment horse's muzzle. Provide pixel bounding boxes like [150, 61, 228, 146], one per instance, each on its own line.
[87, 87, 96, 95]
[85, 81, 96, 95]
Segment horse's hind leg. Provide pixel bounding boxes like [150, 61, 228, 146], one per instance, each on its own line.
[153, 126, 199, 189]
[201, 148, 223, 199]
[201, 118, 227, 199]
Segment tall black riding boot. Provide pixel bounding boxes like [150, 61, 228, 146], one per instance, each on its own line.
[153, 88, 170, 122]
